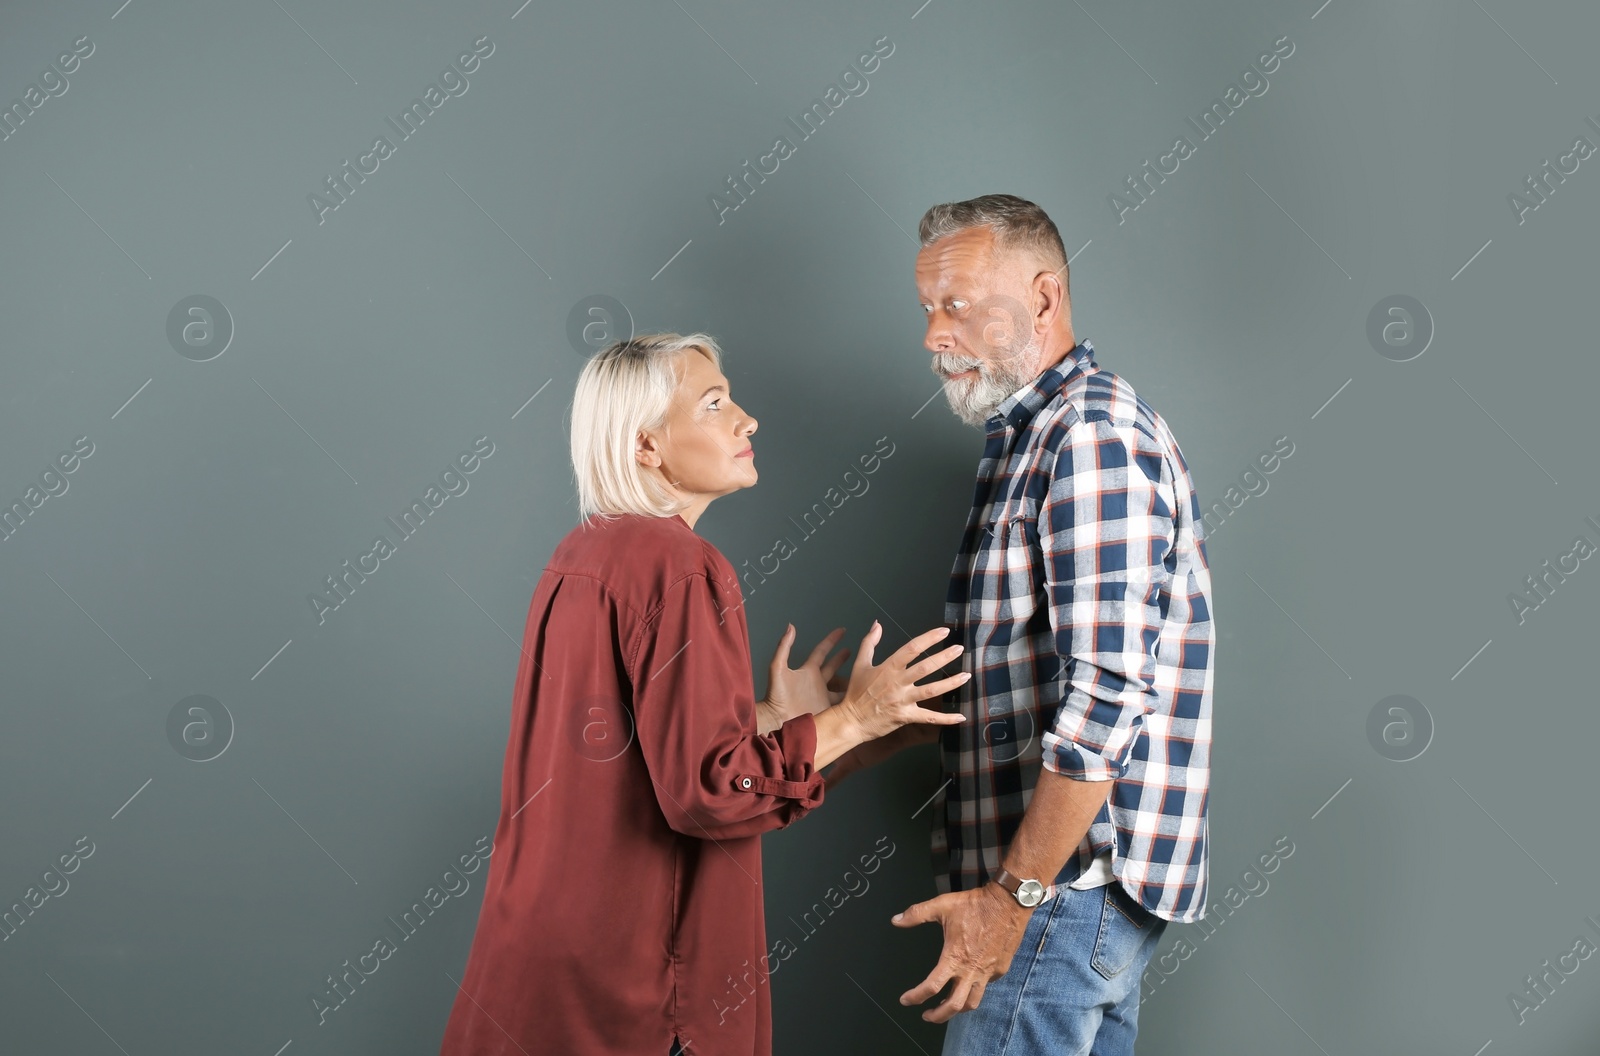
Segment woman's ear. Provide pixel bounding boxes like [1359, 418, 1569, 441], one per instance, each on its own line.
[635, 428, 663, 469]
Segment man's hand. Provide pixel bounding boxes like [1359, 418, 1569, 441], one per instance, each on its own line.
[891, 883, 1033, 1023]
[757, 625, 850, 733]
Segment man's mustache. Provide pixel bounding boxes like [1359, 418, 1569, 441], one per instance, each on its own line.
[932, 353, 985, 379]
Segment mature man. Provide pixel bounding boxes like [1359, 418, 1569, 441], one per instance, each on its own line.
[881, 194, 1215, 1054]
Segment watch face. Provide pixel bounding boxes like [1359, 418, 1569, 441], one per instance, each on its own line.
[1017, 879, 1045, 907]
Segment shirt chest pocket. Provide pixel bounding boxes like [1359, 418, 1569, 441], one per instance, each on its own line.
[969, 498, 1043, 630]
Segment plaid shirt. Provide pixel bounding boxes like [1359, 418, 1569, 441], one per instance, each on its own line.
[930, 339, 1215, 924]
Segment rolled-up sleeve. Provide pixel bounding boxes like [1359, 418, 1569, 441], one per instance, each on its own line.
[1038, 418, 1175, 782]
[629, 571, 825, 840]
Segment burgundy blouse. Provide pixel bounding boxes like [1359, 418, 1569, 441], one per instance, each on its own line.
[438, 512, 826, 1056]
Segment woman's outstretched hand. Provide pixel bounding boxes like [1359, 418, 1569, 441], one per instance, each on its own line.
[758, 625, 851, 733]
[835, 622, 969, 742]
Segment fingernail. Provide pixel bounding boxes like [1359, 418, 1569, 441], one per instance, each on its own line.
[892, 912, 903, 922]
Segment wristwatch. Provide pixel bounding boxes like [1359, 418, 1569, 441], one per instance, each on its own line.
[991, 867, 1046, 908]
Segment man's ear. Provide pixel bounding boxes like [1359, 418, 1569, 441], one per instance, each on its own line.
[1031, 269, 1066, 333]
[635, 428, 663, 469]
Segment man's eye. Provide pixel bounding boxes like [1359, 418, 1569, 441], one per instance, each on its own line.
[950, 299, 968, 311]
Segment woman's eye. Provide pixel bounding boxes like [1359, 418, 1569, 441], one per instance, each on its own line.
[707, 399, 721, 411]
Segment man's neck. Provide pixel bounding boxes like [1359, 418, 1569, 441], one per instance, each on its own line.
[1032, 327, 1079, 376]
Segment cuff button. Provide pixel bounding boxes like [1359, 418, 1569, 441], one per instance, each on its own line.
[741, 777, 753, 789]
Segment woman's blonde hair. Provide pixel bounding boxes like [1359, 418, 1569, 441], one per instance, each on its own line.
[570, 332, 724, 520]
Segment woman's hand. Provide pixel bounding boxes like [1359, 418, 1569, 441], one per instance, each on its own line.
[757, 625, 851, 733]
[836, 622, 969, 742]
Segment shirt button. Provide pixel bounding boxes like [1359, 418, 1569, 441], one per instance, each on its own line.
[741, 777, 753, 789]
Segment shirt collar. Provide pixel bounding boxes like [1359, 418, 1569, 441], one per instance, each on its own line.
[990, 339, 1097, 434]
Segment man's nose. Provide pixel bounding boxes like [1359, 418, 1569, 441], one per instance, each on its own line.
[924, 314, 955, 354]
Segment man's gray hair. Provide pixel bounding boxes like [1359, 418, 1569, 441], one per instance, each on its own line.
[917, 193, 1069, 285]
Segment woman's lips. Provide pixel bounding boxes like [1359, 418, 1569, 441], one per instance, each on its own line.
[735, 446, 755, 459]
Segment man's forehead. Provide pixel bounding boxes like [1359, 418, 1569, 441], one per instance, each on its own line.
[919, 227, 995, 262]
[916, 230, 998, 291]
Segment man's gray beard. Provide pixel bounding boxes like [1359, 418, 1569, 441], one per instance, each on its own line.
[936, 342, 1040, 427]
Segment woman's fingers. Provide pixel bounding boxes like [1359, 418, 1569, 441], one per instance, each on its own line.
[804, 627, 846, 669]
[841, 624, 969, 738]
[768, 623, 797, 677]
[904, 642, 965, 682]
[908, 671, 972, 702]
[851, 621, 883, 677]
[822, 647, 851, 683]
[853, 624, 955, 684]
[888, 625, 951, 668]
[882, 657, 970, 728]
[903, 706, 969, 725]
[778, 622, 797, 657]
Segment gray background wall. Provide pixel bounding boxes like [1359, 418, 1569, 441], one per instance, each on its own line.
[2, 0, 1597, 1052]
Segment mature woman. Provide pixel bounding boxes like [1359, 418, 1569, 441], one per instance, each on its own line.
[437, 333, 969, 1056]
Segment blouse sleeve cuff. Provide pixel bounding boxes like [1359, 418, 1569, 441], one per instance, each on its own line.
[729, 712, 826, 807]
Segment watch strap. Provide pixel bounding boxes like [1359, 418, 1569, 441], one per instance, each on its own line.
[992, 867, 1024, 896]
[992, 866, 1046, 907]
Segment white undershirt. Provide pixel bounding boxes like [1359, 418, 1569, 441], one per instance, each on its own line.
[1066, 848, 1115, 889]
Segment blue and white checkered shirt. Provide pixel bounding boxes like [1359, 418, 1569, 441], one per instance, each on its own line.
[931, 339, 1215, 923]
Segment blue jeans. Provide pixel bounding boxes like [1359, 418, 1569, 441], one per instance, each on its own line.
[940, 880, 1167, 1056]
